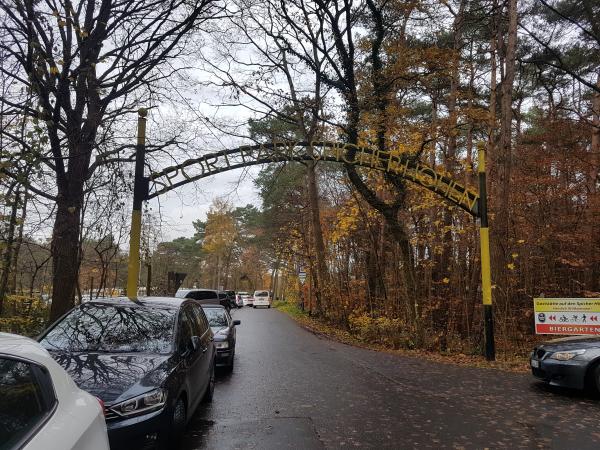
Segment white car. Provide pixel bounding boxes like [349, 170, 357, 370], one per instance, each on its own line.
[253, 290, 272, 308]
[239, 292, 253, 306]
[0, 332, 109, 450]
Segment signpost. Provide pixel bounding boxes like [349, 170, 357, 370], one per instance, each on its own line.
[298, 269, 307, 311]
[534, 298, 600, 335]
[298, 270, 307, 284]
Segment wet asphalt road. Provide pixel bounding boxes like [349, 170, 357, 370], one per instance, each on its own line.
[181, 307, 600, 449]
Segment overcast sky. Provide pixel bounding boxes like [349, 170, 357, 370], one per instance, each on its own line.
[148, 165, 262, 242]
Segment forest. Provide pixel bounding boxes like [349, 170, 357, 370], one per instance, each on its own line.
[1, 0, 598, 359]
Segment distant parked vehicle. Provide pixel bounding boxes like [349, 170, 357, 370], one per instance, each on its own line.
[224, 291, 237, 309]
[201, 304, 241, 371]
[38, 297, 216, 449]
[0, 332, 109, 450]
[235, 293, 245, 308]
[176, 288, 230, 311]
[241, 292, 253, 307]
[253, 290, 272, 308]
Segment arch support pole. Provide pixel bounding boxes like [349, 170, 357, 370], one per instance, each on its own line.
[478, 142, 495, 361]
[127, 108, 148, 300]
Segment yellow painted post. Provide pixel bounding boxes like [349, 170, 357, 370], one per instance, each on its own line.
[478, 142, 495, 360]
[127, 108, 148, 300]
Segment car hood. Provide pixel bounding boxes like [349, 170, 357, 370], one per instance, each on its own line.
[49, 351, 175, 404]
[539, 335, 600, 351]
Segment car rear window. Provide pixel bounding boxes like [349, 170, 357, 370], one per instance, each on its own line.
[185, 290, 218, 301]
[40, 303, 176, 354]
[255, 291, 269, 297]
[203, 308, 229, 327]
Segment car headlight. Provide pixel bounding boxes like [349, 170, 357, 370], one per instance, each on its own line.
[549, 349, 586, 361]
[215, 341, 229, 349]
[112, 388, 166, 417]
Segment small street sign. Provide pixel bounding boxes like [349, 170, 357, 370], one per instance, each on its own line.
[298, 271, 307, 284]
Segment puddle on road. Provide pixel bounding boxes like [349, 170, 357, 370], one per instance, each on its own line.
[181, 417, 323, 450]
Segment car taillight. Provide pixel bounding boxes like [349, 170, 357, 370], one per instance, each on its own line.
[96, 396, 105, 415]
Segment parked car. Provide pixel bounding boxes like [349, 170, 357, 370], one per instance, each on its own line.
[530, 335, 600, 391]
[201, 305, 240, 371]
[176, 288, 230, 311]
[253, 290, 272, 308]
[0, 332, 109, 450]
[38, 297, 216, 449]
[218, 291, 233, 311]
[242, 292, 253, 307]
[234, 293, 244, 308]
[225, 290, 237, 309]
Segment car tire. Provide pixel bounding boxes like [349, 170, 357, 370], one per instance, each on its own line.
[268, 305, 271, 308]
[592, 363, 600, 393]
[159, 397, 186, 449]
[226, 351, 235, 372]
[202, 361, 215, 403]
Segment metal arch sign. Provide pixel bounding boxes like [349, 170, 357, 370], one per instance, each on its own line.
[146, 141, 480, 217]
[128, 112, 494, 359]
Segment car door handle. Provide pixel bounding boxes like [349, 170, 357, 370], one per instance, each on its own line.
[202, 346, 208, 353]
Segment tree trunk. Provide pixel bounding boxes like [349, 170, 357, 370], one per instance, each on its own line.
[590, 74, 600, 290]
[0, 187, 20, 315]
[8, 189, 27, 294]
[306, 159, 329, 315]
[440, 0, 465, 283]
[49, 193, 83, 322]
[499, 0, 518, 240]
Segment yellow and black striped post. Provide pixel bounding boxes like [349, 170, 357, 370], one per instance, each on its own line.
[478, 142, 495, 360]
[127, 108, 148, 300]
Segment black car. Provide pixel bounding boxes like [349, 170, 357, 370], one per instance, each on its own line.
[202, 304, 240, 371]
[177, 288, 231, 311]
[225, 290, 238, 308]
[530, 335, 600, 391]
[38, 297, 216, 449]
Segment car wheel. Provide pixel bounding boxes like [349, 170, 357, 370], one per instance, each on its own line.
[159, 397, 186, 449]
[593, 364, 600, 393]
[225, 351, 235, 372]
[202, 361, 215, 403]
[253, 305, 256, 309]
[268, 305, 271, 308]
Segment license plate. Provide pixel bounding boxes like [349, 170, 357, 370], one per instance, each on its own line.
[531, 359, 539, 368]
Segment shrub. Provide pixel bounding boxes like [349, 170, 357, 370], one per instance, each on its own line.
[348, 312, 416, 349]
[0, 295, 50, 337]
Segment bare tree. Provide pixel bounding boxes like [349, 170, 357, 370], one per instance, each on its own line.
[0, 0, 221, 321]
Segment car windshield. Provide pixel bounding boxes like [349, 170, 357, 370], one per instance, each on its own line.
[203, 308, 228, 327]
[40, 303, 176, 353]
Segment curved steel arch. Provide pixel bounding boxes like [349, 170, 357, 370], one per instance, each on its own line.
[147, 141, 480, 217]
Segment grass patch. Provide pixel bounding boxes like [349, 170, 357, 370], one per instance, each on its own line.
[273, 300, 308, 319]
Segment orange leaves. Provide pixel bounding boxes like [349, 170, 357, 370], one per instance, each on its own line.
[202, 199, 238, 255]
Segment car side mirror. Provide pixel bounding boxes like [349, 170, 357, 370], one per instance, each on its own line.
[191, 336, 201, 351]
[233, 320, 241, 326]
